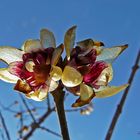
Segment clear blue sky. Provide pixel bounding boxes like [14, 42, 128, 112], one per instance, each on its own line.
[0, 0, 140, 140]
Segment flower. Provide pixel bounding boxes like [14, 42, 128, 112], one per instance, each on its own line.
[62, 26, 128, 107]
[0, 29, 63, 101]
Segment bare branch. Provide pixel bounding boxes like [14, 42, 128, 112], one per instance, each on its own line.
[39, 126, 61, 138]
[0, 111, 11, 140]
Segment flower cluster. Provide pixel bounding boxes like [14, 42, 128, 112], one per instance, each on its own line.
[0, 26, 128, 107]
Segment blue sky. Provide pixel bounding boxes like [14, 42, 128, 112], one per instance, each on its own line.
[0, 0, 140, 140]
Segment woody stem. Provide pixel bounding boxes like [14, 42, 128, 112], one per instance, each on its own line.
[52, 87, 70, 140]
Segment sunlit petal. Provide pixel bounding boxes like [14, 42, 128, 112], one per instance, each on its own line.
[77, 39, 104, 55]
[40, 28, 56, 48]
[50, 65, 62, 81]
[96, 64, 113, 86]
[64, 26, 77, 60]
[95, 84, 129, 98]
[0, 68, 19, 83]
[51, 44, 64, 65]
[14, 79, 32, 93]
[23, 39, 43, 53]
[47, 80, 58, 92]
[62, 66, 83, 87]
[0, 46, 23, 64]
[96, 44, 128, 63]
[27, 87, 48, 101]
[25, 61, 35, 72]
[77, 38, 104, 48]
[72, 83, 95, 107]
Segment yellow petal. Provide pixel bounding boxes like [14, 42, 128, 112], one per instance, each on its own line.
[77, 39, 104, 55]
[27, 87, 48, 101]
[62, 66, 83, 87]
[64, 26, 77, 60]
[96, 44, 128, 63]
[48, 80, 58, 92]
[72, 83, 95, 107]
[51, 44, 64, 65]
[0, 68, 19, 83]
[80, 83, 94, 101]
[96, 64, 113, 86]
[95, 84, 129, 98]
[25, 61, 35, 72]
[50, 66, 62, 81]
[22, 39, 43, 53]
[40, 28, 56, 48]
[0, 46, 23, 64]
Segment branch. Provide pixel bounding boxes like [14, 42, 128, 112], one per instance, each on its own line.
[105, 50, 140, 140]
[39, 126, 61, 138]
[22, 106, 55, 140]
[0, 111, 11, 140]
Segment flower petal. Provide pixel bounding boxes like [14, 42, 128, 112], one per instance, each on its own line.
[14, 79, 32, 93]
[0, 46, 23, 64]
[77, 39, 104, 48]
[0, 68, 19, 83]
[62, 66, 83, 87]
[96, 44, 128, 63]
[27, 87, 48, 101]
[96, 64, 113, 86]
[50, 66, 62, 81]
[47, 80, 58, 92]
[95, 84, 129, 98]
[8, 61, 24, 77]
[23, 39, 43, 53]
[64, 26, 77, 60]
[40, 28, 56, 48]
[77, 39, 104, 55]
[51, 44, 64, 65]
[72, 83, 95, 107]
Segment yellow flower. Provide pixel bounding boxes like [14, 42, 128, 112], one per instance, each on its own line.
[0, 29, 63, 101]
[62, 26, 128, 107]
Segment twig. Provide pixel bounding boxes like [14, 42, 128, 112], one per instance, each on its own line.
[0, 111, 11, 140]
[39, 126, 61, 138]
[19, 94, 36, 123]
[105, 50, 140, 140]
[22, 107, 55, 140]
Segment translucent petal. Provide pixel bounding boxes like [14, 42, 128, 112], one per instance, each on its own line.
[0, 46, 23, 64]
[51, 44, 64, 65]
[27, 87, 48, 101]
[77, 38, 104, 48]
[25, 61, 35, 72]
[40, 28, 56, 48]
[14, 80, 32, 93]
[0, 68, 19, 83]
[77, 39, 104, 55]
[50, 66, 62, 81]
[62, 66, 83, 87]
[72, 83, 95, 107]
[23, 39, 43, 53]
[80, 83, 94, 101]
[96, 44, 128, 63]
[64, 26, 76, 60]
[95, 84, 129, 98]
[96, 64, 113, 86]
[48, 80, 58, 92]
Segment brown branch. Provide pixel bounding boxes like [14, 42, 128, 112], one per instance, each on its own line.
[22, 106, 55, 140]
[52, 86, 70, 140]
[0, 111, 11, 140]
[105, 50, 140, 140]
[39, 126, 61, 138]
[19, 94, 36, 123]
